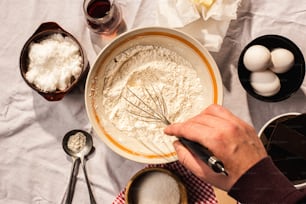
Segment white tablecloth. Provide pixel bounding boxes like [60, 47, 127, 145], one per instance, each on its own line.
[0, 0, 305, 203]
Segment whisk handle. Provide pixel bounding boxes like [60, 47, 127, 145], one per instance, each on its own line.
[178, 137, 228, 176]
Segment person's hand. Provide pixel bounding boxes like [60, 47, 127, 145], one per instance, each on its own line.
[164, 104, 267, 191]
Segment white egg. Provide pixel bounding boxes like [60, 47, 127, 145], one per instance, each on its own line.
[243, 45, 271, 72]
[250, 70, 281, 97]
[270, 48, 294, 73]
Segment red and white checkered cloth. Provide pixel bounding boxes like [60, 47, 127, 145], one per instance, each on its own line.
[112, 161, 217, 204]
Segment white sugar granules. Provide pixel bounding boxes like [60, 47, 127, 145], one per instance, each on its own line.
[133, 171, 180, 204]
[67, 132, 86, 153]
[102, 45, 207, 143]
[26, 33, 82, 92]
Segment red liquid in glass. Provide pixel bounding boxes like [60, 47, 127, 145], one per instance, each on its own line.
[85, 0, 126, 35]
[87, 0, 111, 19]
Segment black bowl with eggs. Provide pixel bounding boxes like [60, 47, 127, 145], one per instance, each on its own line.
[238, 35, 305, 102]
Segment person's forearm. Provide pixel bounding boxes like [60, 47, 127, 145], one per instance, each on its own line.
[228, 157, 306, 204]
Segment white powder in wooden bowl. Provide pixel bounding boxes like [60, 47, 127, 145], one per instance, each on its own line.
[26, 33, 82, 92]
[132, 171, 181, 204]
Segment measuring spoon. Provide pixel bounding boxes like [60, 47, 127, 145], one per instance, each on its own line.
[62, 129, 96, 204]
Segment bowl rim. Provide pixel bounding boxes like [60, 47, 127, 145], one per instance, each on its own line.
[258, 112, 301, 136]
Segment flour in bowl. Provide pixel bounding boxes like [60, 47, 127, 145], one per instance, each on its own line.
[102, 45, 207, 143]
[67, 132, 87, 153]
[26, 34, 82, 92]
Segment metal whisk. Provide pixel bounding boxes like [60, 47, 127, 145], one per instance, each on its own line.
[123, 86, 171, 125]
[123, 85, 228, 176]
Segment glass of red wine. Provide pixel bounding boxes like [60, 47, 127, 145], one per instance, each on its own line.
[83, 0, 126, 35]
[83, 0, 127, 51]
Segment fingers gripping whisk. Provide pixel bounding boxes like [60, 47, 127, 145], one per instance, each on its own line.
[122, 85, 228, 175]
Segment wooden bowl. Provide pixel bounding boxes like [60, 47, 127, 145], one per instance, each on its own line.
[125, 167, 188, 204]
[20, 22, 89, 101]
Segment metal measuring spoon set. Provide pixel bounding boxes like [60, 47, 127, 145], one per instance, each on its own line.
[62, 129, 96, 204]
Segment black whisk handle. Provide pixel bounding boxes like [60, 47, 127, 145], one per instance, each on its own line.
[178, 137, 228, 176]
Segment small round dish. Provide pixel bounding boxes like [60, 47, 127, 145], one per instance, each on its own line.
[258, 113, 306, 189]
[125, 167, 188, 204]
[238, 35, 305, 102]
[20, 22, 89, 101]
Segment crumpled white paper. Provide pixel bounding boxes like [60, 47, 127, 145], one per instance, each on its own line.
[156, 0, 200, 28]
[114, 0, 241, 51]
[196, 0, 241, 21]
[157, 0, 241, 52]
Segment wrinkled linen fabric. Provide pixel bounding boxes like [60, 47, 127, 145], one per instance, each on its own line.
[0, 0, 306, 203]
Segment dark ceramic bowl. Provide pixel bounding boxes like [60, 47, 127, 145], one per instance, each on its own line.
[238, 35, 305, 102]
[259, 113, 306, 189]
[20, 22, 89, 101]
